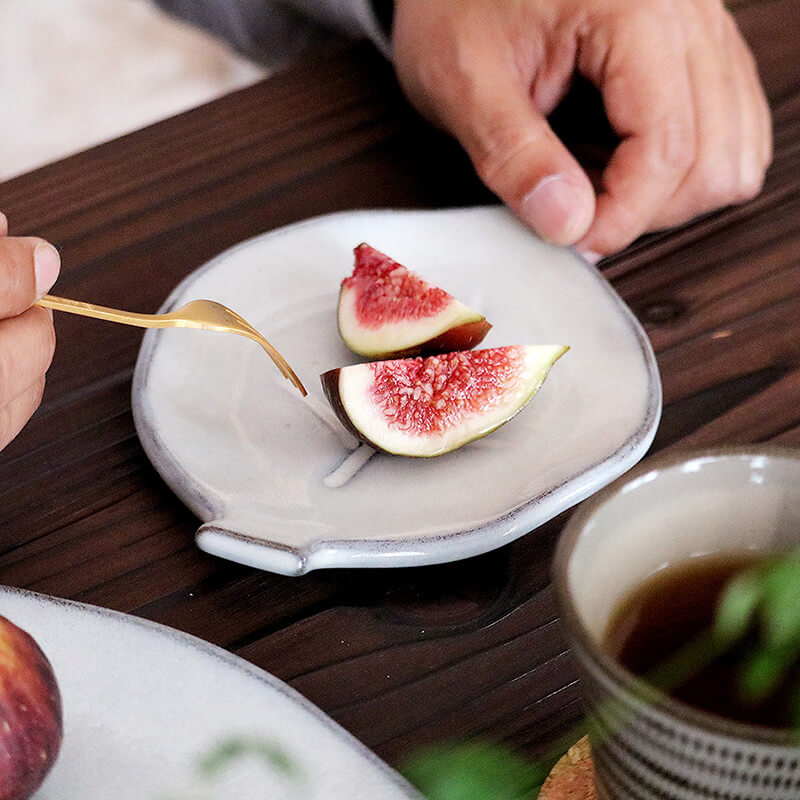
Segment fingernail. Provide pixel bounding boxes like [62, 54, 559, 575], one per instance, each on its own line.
[34, 242, 61, 298]
[0, 212, 7, 231]
[521, 175, 587, 245]
[579, 250, 602, 264]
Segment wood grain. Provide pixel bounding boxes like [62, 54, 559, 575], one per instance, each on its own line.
[0, 0, 798, 773]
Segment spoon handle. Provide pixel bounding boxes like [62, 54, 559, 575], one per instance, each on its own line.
[37, 294, 307, 395]
[37, 294, 165, 328]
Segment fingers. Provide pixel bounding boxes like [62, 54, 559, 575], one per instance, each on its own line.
[722, 15, 771, 196]
[0, 305, 54, 450]
[0, 236, 61, 317]
[391, 0, 594, 244]
[577, 0, 771, 256]
[0, 377, 46, 452]
[391, 0, 771, 257]
[576, 7, 696, 255]
[0, 307, 56, 408]
[646, 6, 772, 230]
[0, 220, 59, 451]
[451, 70, 596, 245]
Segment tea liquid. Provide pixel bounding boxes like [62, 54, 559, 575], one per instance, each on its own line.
[604, 552, 799, 729]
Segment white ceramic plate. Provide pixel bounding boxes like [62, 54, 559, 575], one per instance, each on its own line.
[0, 587, 419, 799]
[133, 207, 661, 575]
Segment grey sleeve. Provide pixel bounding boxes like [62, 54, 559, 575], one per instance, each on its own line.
[153, 0, 390, 67]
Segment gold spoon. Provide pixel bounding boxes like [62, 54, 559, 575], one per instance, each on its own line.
[37, 294, 307, 396]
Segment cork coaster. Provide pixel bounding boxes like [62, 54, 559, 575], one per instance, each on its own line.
[538, 736, 596, 800]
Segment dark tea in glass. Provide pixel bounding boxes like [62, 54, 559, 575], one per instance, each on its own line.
[604, 552, 799, 729]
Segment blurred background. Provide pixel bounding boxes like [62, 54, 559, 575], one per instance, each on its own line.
[0, 0, 267, 180]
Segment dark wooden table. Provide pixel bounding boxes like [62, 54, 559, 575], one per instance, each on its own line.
[0, 0, 798, 774]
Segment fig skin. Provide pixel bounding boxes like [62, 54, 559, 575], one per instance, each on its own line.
[337, 244, 492, 359]
[382, 317, 492, 360]
[321, 367, 380, 450]
[0, 615, 62, 800]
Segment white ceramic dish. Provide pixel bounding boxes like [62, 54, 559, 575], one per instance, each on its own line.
[0, 587, 419, 799]
[132, 207, 661, 575]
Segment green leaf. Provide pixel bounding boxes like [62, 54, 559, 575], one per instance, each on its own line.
[737, 646, 797, 705]
[401, 742, 546, 800]
[760, 555, 800, 651]
[713, 568, 762, 647]
[197, 736, 299, 780]
[647, 632, 723, 693]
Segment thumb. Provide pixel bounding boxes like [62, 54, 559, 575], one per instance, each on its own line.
[453, 80, 595, 246]
[0, 237, 61, 318]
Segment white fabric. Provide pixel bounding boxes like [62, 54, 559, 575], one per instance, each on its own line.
[0, 0, 266, 180]
[0, 0, 390, 180]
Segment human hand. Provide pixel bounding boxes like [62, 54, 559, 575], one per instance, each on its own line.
[391, 0, 772, 258]
[0, 213, 59, 450]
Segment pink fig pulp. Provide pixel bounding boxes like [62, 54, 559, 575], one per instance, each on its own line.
[337, 244, 491, 358]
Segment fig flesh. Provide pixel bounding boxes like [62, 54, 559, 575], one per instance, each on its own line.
[321, 345, 567, 457]
[337, 244, 491, 358]
[0, 615, 62, 800]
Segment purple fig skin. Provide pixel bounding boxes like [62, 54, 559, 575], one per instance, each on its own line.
[321, 368, 384, 452]
[383, 317, 493, 360]
[0, 615, 62, 800]
[419, 317, 492, 356]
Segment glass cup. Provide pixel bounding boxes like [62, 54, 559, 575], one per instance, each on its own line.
[553, 446, 800, 800]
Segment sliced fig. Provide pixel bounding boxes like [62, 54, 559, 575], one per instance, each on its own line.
[337, 244, 492, 358]
[321, 345, 568, 457]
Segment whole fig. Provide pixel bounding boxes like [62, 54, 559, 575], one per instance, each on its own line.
[0, 614, 62, 799]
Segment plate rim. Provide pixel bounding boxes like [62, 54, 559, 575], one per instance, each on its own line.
[0, 584, 421, 797]
[132, 206, 662, 575]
